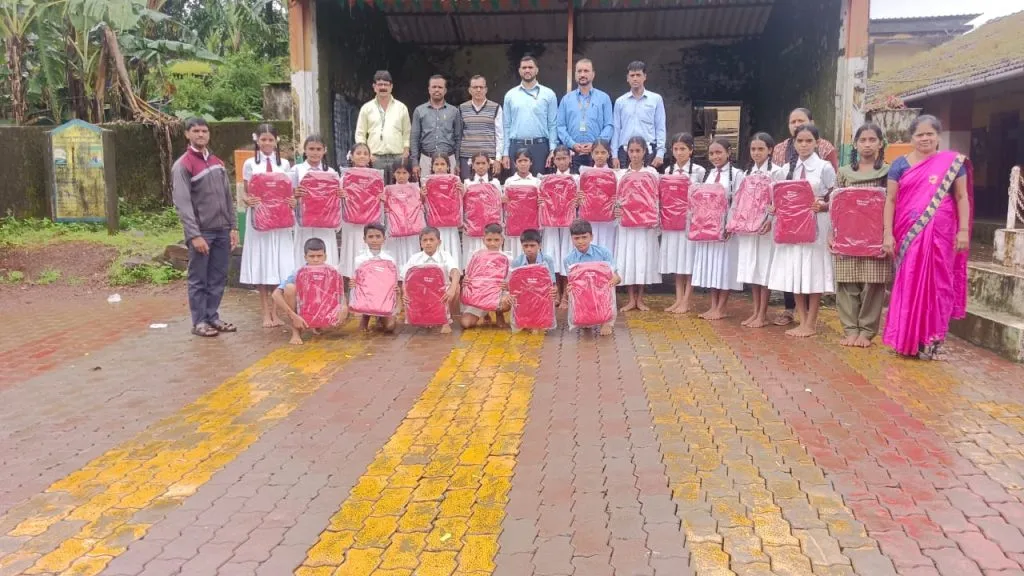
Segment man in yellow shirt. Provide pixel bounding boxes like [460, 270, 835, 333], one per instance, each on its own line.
[354, 70, 411, 182]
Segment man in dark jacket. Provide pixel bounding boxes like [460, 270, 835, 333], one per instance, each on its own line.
[171, 117, 239, 337]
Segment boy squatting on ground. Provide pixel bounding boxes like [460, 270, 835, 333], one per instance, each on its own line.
[354, 223, 400, 333]
[564, 219, 621, 336]
[402, 227, 462, 334]
[460, 223, 512, 330]
[272, 238, 350, 345]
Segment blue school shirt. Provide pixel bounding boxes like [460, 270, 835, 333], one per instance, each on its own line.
[563, 243, 614, 271]
[511, 252, 557, 282]
[278, 270, 298, 291]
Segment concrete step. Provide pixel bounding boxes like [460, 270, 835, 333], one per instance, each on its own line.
[949, 303, 1024, 363]
[966, 262, 1024, 317]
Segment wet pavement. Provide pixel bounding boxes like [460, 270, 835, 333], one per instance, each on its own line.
[1, 288, 1023, 576]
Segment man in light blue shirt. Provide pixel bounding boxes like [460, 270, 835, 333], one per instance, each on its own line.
[501, 55, 558, 175]
[556, 58, 614, 173]
[612, 61, 666, 170]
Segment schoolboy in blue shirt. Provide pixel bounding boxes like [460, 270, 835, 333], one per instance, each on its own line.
[564, 219, 620, 336]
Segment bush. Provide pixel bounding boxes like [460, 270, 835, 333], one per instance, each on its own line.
[169, 51, 286, 120]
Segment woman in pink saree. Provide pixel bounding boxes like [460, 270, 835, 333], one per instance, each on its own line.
[882, 115, 973, 359]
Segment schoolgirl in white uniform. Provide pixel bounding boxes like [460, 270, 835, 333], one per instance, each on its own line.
[384, 157, 423, 267]
[615, 136, 662, 312]
[462, 152, 503, 268]
[339, 143, 375, 281]
[660, 133, 706, 314]
[291, 135, 340, 269]
[503, 149, 542, 262]
[583, 139, 618, 258]
[736, 132, 782, 328]
[544, 145, 578, 306]
[691, 137, 743, 321]
[241, 123, 294, 328]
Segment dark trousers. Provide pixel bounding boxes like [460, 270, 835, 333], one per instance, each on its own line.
[784, 292, 795, 311]
[571, 153, 594, 174]
[509, 138, 549, 175]
[617, 143, 657, 168]
[188, 229, 231, 327]
[373, 153, 402, 184]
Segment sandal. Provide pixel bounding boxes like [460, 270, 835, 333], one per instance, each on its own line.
[773, 310, 795, 326]
[191, 323, 219, 338]
[210, 320, 237, 333]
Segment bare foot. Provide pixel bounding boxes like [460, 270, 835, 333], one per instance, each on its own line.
[785, 325, 817, 338]
[599, 324, 613, 336]
[747, 317, 769, 328]
[262, 316, 276, 328]
[855, 335, 873, 347]
[677, 303, 691, 314]
[704, 310, 725, 321]
[269, 317, 285, 327]
[669, 306, 688, 315]
[288, 332, 303, 345]
[440, 324, 452, 334]
[495, 316, 507, 329]
[697, 308, 712, 319]
[665, 302, 679, 312]
[840, 334, 857, 346]
[383, 317, 397, 333]
[620, 301, 638, 313]
[741, 314, 757, 327]
[636, 301, 650, 312]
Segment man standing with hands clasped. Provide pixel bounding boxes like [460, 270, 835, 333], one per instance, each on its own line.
[502, 55, 558, 175]
[354, 70, 411, 183]
[411, 75, 463, 177]
[171, 117, 240, 338]
[557, 58, 613, 173]
[612, 61, 666, 169]
[458, 75, 504, 177]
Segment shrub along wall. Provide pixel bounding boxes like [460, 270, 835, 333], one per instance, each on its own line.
[0, 120, 292, 218]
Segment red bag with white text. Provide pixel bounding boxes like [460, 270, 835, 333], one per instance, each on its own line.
[618, 171, 659, 228]
[384, 183, 425, 238]
[298, 171, 341, 228]
[579, 167, 617, 222]
[460, 251, 510, 311]
[727, 173, 773, 234]
[295, 265, 344, 329]
[539, 174, 578, 227]
[504, 184, 540, 236]
[658, 173, 691, 231]
[341, 167, 384, 225]
[463, 183, 503, 237]
[508, 264, 556, 331]
[830, 187, 886, 257]
[249, 172, 295, 231]
[688, 183, 728, 242]
[349, 259, 399, 317]
[773, 180, 818, 244]
[567, 262, 616, 329]
[424, 174, 463, 227]
[404, 265, 449, 326]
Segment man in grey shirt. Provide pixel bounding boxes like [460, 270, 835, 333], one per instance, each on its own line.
[411, 75, 463, 177]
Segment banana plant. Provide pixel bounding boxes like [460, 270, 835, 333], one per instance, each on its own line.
[0, 0, 63, 123]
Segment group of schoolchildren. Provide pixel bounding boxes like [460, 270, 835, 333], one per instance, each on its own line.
[242, 113, 892, 348]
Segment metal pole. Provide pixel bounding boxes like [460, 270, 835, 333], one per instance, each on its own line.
[566, 0, 574, 94]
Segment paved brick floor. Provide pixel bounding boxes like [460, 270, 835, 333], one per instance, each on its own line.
[1, 288, 1024, 576]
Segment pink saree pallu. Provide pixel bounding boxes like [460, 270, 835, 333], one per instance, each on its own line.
[508, 264, 556, 331]
[424, 174, 463, 228]
[504, 184, 540, 237]
[298, 171, 341, 228]
[688, 183, 728, 241]
[830, 187, 886, 257]
[349, 259, 399, 317]
[463, 183, 503, 238]
[727, 173, 773, 235]
[658, 173, 691, 232]
[341, 167, 385, 225]
[539, 174, 578, 227]
[404, 265, 450, 327]
[295, 265, 344, 328]
[618, 171, 659, 228]
[579, 167, 617, 222]
[249, 172, 295, 231]
[772, 180, 817, 244]
[384, 183, 425, 237]
[883, 151, 973, 357]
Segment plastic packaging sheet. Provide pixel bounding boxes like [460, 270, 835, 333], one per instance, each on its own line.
[578, 167, 617, 222]
[508, 264, 556, 332]
[424, 174, 463, 227]
[249, 172, 295, 231]
[349, 259, 399, 317]
[463, 183, 503, 237]
[727, 172, 773, 235]
[618, 171, 660, 228]
[567, 262, 616, 330]
[384, 183, 425, 237]
[404, 265, 450, 326]
[298, 171, 341, 228]
[504, 184, 540, 236]
[460, 251, 510, 311]
[295, 265, 344, 328]
[830, 186, 886, 257]
[773, 180, 818, 244]
[688, 183, 729, 242]
[540, 174, 578, 227]
[658, 173, 691, 231]
[341, 167, 385, 225]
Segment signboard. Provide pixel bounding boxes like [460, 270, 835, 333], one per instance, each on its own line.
[46, 120, 117, 232]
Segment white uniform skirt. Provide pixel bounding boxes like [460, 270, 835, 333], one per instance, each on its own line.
[294, 226, 339, 269]
[691, 236, 742, 291]
[387, 235, 421, 272]
[767, 212, 834, 294]
[240, 209, 295, 286]
[591, 222, 617, 259]
[735, 233, 773, 286]
[542, 227, 572, 276]
[339, 222, 365, 278]
[438, 227, 462, 269]
[462, 236, 485, 268]
[615, 227, 661, 286]
[659, 230, 696, 275]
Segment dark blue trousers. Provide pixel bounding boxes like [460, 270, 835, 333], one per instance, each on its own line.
[187, 229, 231, 327]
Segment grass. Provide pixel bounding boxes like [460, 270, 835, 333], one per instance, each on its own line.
[1, 270, 25, 284]
[34, 269, 61, 285]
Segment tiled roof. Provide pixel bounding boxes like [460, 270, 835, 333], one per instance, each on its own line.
[866, 10, 1024, 108]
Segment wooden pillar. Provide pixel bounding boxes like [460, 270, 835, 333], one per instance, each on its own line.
[289, 0, 321, 153]
[834, 0, 869, 164]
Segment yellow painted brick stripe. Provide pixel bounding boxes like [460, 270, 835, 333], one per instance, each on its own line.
[296, 330, 543, 576]
[0, 338, 367, 576]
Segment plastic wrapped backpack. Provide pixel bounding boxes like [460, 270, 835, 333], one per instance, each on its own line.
[341, 167, 385, 225]
[403, 265, 450, 326]
[688, 183, 728, 242]
[463, 183, 503, 238]
[658, 173, 691, 232]
[579, 167, 617, 222]
[298, 171, 341, 228]
[567, 262, 616, 330]
[618, 171, 659, 228]
[384, 183, 425, 238]
[773, 180, 818, 244]
[249, 172, 295, 231]
[539, 174, 578, 227]
[504, 184, 540, 236]
[726, 172, 773, 235]
[295, 265, 344, 329]
[349, 259, 399, 317]
[424, 174, 463, 227]
[508, 264, 556, 332]
[830, 186, 886, 257]
[460, 251, 510, 311]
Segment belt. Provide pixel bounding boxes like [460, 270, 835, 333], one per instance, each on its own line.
[420, 149, 455, 157]
[511, 137, 548, 145]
